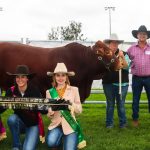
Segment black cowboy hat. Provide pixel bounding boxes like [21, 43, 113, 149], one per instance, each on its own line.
[6, 65, 36, 78]
[132, 25, 150, 39]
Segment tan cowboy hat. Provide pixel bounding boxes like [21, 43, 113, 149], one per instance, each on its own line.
[6, 65, 35, 78]
[103, 33, 124, 44]
[47, 63, 75, 76]
[132, 25, 150, 39]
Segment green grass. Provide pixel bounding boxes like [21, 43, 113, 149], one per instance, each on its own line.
[1, 93, 150, 150]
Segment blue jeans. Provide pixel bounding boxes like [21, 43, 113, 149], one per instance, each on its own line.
[7, 114, 39, 150]
[132, 75, 150, 120]
[46, 126, 78, 150]
[103, 84, 128, 127]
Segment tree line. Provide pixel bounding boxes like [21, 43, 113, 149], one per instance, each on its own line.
[48, 21, 87, 41]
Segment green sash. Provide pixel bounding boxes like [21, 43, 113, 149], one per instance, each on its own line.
[49, 87, 86, 149]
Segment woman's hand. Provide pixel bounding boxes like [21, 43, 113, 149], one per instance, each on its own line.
[47, 108, 54, 118]
[118, 50, 124, 58]
[68, 103, 75, 115]
[118, 50, 128, 68]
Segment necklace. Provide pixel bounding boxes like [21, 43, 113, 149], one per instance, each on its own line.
[56, 84, 67, 98]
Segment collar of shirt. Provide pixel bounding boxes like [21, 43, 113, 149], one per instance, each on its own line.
[135, 42, 150, 50]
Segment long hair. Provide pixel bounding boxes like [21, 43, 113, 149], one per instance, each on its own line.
[52, 74, 70, 87]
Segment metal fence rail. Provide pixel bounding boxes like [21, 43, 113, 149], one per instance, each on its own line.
[84, 100, 147, 104]
[84, 89, 147, 104]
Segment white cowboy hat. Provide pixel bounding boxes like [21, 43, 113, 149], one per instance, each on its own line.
[47, 63, 75, 76]
[103, 33, 124, 44]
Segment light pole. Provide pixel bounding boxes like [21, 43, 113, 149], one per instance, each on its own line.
[104, 7, 115, 36]
[0, 7, 3, 11]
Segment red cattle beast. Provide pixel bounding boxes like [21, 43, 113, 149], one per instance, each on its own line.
[0, 41, 121, 102]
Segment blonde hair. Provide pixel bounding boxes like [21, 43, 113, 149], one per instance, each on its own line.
[52, 74, 70, 87]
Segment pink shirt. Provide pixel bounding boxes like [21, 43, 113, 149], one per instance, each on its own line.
[46, 85, 82, 135]
[127, 43, 150, 76]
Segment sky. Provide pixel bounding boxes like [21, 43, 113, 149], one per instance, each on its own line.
[0, 0, 150, 42]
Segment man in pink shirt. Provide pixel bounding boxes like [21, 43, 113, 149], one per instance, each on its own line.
[127, 25, 150, 127]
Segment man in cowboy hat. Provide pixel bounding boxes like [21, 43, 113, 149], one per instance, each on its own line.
[102, 33, 130, 128]
[127, 25, 150, 127]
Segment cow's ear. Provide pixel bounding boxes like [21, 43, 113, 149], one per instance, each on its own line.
[95, 40, 103, 47]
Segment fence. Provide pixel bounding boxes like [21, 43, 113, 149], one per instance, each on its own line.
[84, 88, 147, 104]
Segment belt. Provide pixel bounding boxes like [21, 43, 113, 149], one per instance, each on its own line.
[134, 75, 150, 78]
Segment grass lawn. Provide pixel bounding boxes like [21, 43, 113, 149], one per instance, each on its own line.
[1, 93, 150, 150]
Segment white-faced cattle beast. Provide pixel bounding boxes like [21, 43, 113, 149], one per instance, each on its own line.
[0, 41, 123, 102]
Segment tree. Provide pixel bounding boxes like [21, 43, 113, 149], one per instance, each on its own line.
[48, 21, 86, 41]
[48, 27, 60, 40]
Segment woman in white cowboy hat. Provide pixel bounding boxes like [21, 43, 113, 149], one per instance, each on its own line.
[102, 33, 130, 128]
[46, 62, 86, 150]
[5, 65, 45, 150]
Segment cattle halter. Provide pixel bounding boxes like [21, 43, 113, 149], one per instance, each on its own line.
[97, 55, 116, 71]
